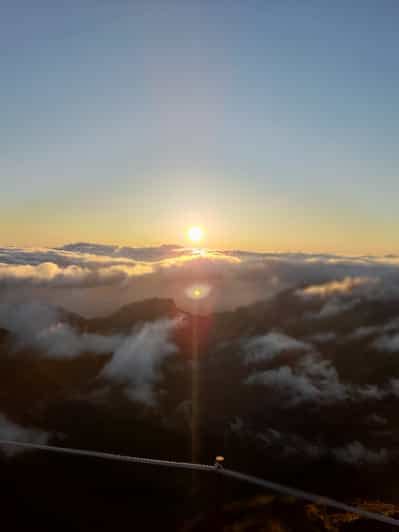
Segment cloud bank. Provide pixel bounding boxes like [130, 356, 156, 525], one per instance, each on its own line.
[2, 243, 399, 316]
[2, 242, 399, 476]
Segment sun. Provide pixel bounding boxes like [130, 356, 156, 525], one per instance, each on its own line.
[187, 226, 203, 243]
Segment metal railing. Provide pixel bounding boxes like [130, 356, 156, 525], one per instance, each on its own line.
[0, 439, 398, 527]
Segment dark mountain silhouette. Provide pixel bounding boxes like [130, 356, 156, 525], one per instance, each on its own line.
[86, 297, 182, 333]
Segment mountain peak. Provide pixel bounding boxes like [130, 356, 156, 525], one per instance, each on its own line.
[87, 298, 180, 333]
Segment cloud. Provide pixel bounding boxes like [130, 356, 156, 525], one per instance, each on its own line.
[0, 246, 248, 316]
[297, 277, 376, 298]
[298, 277, 380, 319]
[350, 325, 381, 340]
[257, 429, 327, 461]
[2, 243, 399, 316]
[0, 302, 123, 358]
[349, 318, 399, 341]
[314, 297, 360, 319]
[374, 333, 399, 353]
[244, 332, 311, 363]
[0, 302, 180, 405]
[59, 243, 186, 262]
[0, 414, 50, 456]
[355, 384, 388, 401]
[255, 427, 389, 465]
[0, 244, 184, 267]
[245, 340, 399, 406]
[332, 441, 388, 465]
[6, 298, 397, 409]
[366, 413, 388, 426]
[246, 354, 348, 405]
[100, 319, 179, 405]
[352, 379, 399, 402]
[0, 261, 153, 288]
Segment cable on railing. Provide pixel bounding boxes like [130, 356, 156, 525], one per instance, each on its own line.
[0, 440, 215, 472]
[0, 439, 398, 527]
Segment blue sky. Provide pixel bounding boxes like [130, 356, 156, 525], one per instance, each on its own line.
[1, 1, 399, 253]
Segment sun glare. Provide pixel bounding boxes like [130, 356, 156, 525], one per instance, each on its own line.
[188, 226, 203, 243]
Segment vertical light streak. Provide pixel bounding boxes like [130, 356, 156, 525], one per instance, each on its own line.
[191, 303, 200, 490]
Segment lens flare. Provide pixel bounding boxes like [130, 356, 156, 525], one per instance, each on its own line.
[185, 284, 211, 300]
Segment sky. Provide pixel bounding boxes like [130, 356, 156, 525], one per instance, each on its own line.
[1, 1, 399, 254]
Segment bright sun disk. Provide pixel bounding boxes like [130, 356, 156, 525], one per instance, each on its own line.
[188, 226, 203, 243]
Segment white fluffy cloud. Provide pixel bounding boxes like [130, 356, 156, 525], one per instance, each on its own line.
[100, 319, 179, 405]
[0, 261, 153, 288]
[246, 354, 348, 405]
[0, 302, 123, 358]
[244, 332, 311, 363]
[245, 342, 399, 406]
[0, 302, 180, 405]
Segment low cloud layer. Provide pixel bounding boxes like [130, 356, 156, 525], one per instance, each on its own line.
[2, 243, 399, 316]
[1, 242, 399, 488]
[3, 242, 399, 412]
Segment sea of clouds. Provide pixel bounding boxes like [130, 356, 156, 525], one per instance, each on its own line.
[2, 242, 399, 461]
[2, 242, 399, 316]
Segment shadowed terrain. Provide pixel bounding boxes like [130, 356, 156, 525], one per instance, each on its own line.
[1, 287, 399, 529]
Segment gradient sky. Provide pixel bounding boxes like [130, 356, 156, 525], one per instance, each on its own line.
[1, 1, 399, 254]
